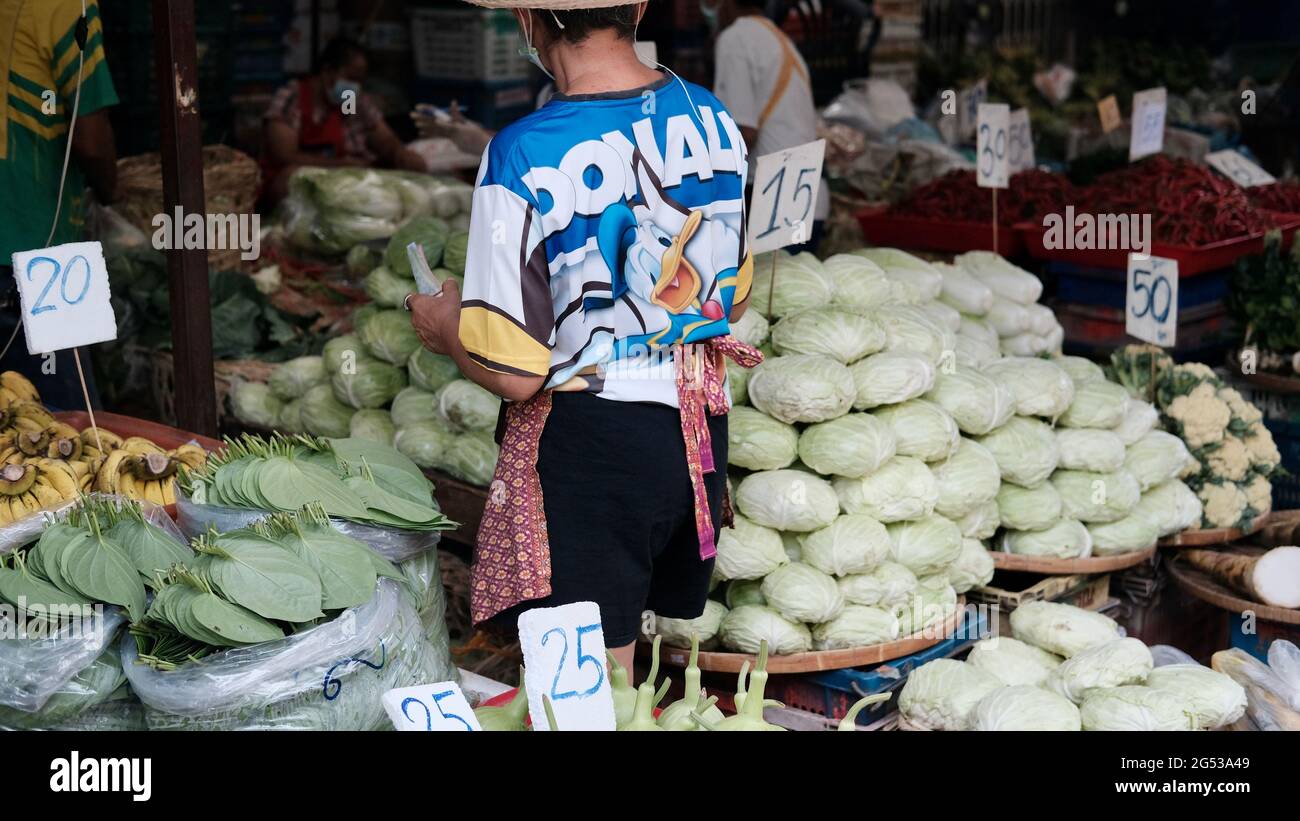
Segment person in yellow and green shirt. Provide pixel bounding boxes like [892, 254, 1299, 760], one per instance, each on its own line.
[0, 0, 118, 408]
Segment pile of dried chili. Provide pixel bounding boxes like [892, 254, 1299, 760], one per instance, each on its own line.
[889, 169, 1077, 225]
[1248, 180, 1300, 214]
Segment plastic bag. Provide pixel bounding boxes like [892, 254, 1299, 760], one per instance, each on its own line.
[1149, 644, 1198, 667]
[398, 549, 454, 661]
[123, 580, 455, 730]
[176, 491, 441, 563]
[0, 625, 128, 728]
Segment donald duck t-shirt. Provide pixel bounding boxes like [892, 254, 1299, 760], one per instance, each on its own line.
[458, 73, 753, 408]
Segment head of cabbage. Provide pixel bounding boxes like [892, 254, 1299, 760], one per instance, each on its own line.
[875, 305, 954, 365]
[408, 348, 461, 394]
[364, 265, 416, 308]
[393, 422, 454, 469]
[1144, 664, 1247, 730]
[729, 309, 770, 348]
[983, 357, 1076, 419]
[1055, 428, 1127, 473]
[770, 308, 886, 365]
[852, 248, 944, 303]
[956, 498, 1001, 540]
[946, 538, 994, 594]
[799, 514, 892, 577]
[966, 636, 1063, 687]
[390, 386, 438, 428]
[820, 254, 893, 311]
[1086, 514, 1159, 556]
[1124, 430, 1194, 491]
[1131, 480, 1203, 537]
[439, 431, 500, 487]
[299, 383, 356, 438]
[348, 408, 395, 445]
[652, 600, 729, 649]
[736, 469, 840, 533]
[848, 351, 936, 409]
[871, 399, 960, 463]
[797, 413, 896, 478]
[269, 356, 327, 400]
[718, 604, 812, 655]
[838, 561, 917, 608]
[358, 310, 422, 365]
[898, 659, 1002, 730]
[1010, 601, 1121, 658]
[834, 456, 937, 523]
[1051, 469, 1141, 523]
[727, 360, 751, 406]
[996, 481, 1063, 532]
[923, 368, 1015, 436]
[714, 513, 788, 581]
[887, 515, 962, 576]
[747, 355, 855, 424]
[331, 357, 408, 410]
[932, 438, 1001, 519]
[971, 685, 1081, 731]
[896, 574, 958, 636]
[750, 251, 833, 318]
[1058, 378, 1130, 429]
[385, 215, 449, 276]
[977, 417, 1060, 488]
[1047, 637, 1154, 703]
[1001, 519, 1091, 559]
[811, 605, 900, 650]
[728, 407, 798, 471]
[230, 381, 282, 429]
[1078, 686, 1196, 731]
[323, 334, 362, 374]
[436, 380, 501, 432]
[760, 562, 845, 624]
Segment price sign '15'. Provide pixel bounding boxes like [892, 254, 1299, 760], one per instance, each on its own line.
[748, 139, 827, 255]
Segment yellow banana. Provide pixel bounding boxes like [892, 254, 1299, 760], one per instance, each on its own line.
[0, 372, 40, 403]
[94, 450, 130, 494]
[117, 471, 141, 501]
[35, 462, 77, 499]
[121, 437, 164, 456]
[30, 477, 63, 507]
[170, 444, 207, 471]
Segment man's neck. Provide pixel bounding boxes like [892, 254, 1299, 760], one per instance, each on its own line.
[549, 33, 661, 97]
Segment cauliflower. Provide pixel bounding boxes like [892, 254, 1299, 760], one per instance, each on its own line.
[1196, 482, 1248, 530]
[1242, 474, 1273, 519]
[1177, 362, 1220, 383]
[1201, 436, 1252, 483]
[1217, 387, 1263, 428]
[1156, 362, 1224, 410]
[1164, 383, 1230, 449]
[1179, 454, 1202, 481]
[1242, 422, 1281, 475]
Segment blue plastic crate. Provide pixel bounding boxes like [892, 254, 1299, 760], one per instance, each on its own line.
[1227, 609, 1300, 662]
[771, 608, 989, 727]
[1263, 417, 1300, 510]
[1048, 261, 1230, 311]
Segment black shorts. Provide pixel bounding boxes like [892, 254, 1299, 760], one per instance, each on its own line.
[491, 391, 726, 647]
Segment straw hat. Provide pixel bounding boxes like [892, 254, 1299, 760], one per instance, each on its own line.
[461, 0, 641, 9]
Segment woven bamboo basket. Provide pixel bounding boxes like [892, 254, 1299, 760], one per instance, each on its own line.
[115, 145, 261, 272]
[145, 348, 278, 427]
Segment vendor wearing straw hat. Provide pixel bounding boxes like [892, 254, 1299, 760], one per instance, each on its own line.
[408, 0, 758, 670]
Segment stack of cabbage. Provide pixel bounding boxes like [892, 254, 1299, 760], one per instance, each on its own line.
[948, 251, 1063, 358]
[281, 167, 473, 256]
[898, 601, 1247, 731]
[1110, 346, 1280, 531]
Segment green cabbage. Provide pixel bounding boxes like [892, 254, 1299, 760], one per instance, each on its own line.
[898, 659, 1002, 730]
[346, 244, 379, 276]
[956, 499, 1001, 540]
[408, 348, 461, 393]
[735, 469, 839, 532]
[812, 605, 900, 650]
[1059, 379, 1130, 429]
[348, 408, 395, 444]
[967, 637, 1062, 687]
[724, 578, 766, 608]
[896, 573, 957, 635]
[750, 251, 833, 318]
[1145, 664, 1247, 729]
[714, 513, 788, 580]
[923, 368, 1016, 435]
[1078, 686, 1196, 731]
[1113, 399, 1159, 445]
[387, 172, 435, 219]
[230, 381, 283, 429]
[996, 481, 1063, 531]
[971, 686, 1081, 731]
[277, 398, 305, 433]
[761, 562, 845, 623]
[977, 417, 1060, 488]
[797, 413, 896, 478]
[853, 248, 944, 302]
[323, 334, 362, 374]
[834, 456, 937, 522]
[799, 514, 892, 577]
[439, 431, 499, 486]
[728, 406, 798, 471]
[848, 351, 936, 409]
[436, 380, 501, 432]
[770, 308, 886, 364]
[1001, 519, 1091, 558]
[364, 265, 416, 308]
[1087, 514, 1160, 556]
[385, 216, 449, 276]
[442, 230, 470, 276]
[838, 561, 917, 608]
[1131, 480, 1203, 537]
[1124, 431, 1193, 491]
[1010, 601, 1121, 658]
[391, 386, 438, 428]
[393, 422, 454, 468]
[730, 309, 770, 348]
[268, 356, 327, 400]
[876, 305, 953, 364]
[872, 399, 961, 462]
[299, 384, 355, 437]
[1054, 355, 1106, 384]
[1052, 469, 1141, 523]
[887, 515, 962, 576]
[747, 354, 855, 424]
[727, 360, 751, 406]
[359, 310, 422, 365]
[821, 254, 893, 311]
[983, 357, 1076, 418]
[1048, 638, 1154, 703]
[1056, 429, 1127, 472]
[718, 604, 813, 655]
[953, 333, 1000, 368]
[946, 538, 994, 593]
[921, 300, 962, 333]
[932, 439, 1001, 519]
[331, 358, 407, 409]
[653, 600, 728, 649]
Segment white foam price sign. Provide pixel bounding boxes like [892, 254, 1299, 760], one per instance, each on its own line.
[1007, 107, 1035, 172]
[1127, 253, 1178, 347]
[10, 241, 117, 355]
[976, 103, 1010, 189]
[383, 682, 481, 731]
[748, 139, 826, 255]
[1129, 87, 1167, 161]
[518, 601, 615, 731]
[957, 79, 987, 140]
[1205, 149, 1275, 188]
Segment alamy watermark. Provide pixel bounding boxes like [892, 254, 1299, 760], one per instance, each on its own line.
[151, 208, 261, 262]
[1042, 206, 1152, 256]
[0, 601, 105, 642]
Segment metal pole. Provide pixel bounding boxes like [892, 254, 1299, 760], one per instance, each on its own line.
[152, 0, 217, 436]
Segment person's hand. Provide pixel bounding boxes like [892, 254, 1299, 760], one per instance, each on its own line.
[408, 279, 462, 356]
[410, 101, 492, 154]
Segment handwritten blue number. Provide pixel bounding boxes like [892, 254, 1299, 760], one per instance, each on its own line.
[432, 689, 474, 731]
[60, 255, 91, 305]
[573, 623, 605, 697]
[401, 696, 432, 730]
[545, 624, 605, 700]
[26, 257, 60, 316]
[543, 627, 575, 700]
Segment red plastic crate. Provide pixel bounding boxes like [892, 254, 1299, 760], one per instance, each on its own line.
[856, 206, 1024, 256]
[54, 410, 222, 452]
[1016, 215, 1300, 276]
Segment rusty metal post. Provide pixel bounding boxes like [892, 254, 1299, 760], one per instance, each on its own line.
[152, 0, 217, 436]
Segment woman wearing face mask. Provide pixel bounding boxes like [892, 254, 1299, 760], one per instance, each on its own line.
[407, 0, 759, 673]
[261, 37, 427, 205]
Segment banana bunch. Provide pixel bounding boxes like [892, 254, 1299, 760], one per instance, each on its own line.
[92, 439, 206, 506]
[0, 459, 80, 524]
[0, 370, 40, 410]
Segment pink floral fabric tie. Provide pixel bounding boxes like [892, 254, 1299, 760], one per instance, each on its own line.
[470, 336, 764, 625]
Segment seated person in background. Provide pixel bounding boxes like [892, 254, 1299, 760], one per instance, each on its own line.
[261, 37, 427, 205]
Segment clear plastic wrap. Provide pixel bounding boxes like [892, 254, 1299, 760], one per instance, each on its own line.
[1149, 645, 1198, 667]
[176, 491, 441, 563]
[398, 550, 454, 661]
[1211, 648, 1300, 731]
[0, 637, 128, 729]
[122, 580, 455, 730]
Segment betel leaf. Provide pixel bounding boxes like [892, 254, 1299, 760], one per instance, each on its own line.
[280, 524, 376, 610]
[106, 516, 192, 587]
[257, 456, 369, 520]
[36, 524, 85, 593]
[203, 531, 324, 623]
[343, 475, 440, 526]
[189, 592, 286, 646]
[57, 532, 146, 622]
[328, 437, 426, 481]
[0, 556, 92, 616]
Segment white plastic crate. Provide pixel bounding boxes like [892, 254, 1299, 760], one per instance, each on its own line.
[411, 7, 530, 82]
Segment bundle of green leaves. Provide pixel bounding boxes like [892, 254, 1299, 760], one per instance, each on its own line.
[1229, 233, 1300, 356]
